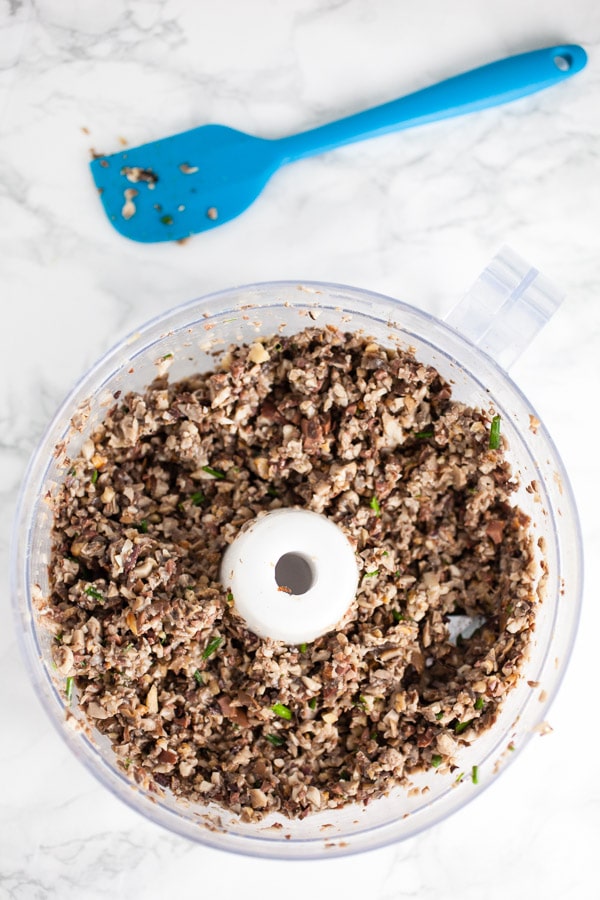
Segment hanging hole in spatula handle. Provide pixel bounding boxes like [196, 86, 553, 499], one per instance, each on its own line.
[554, 54, 572, 71]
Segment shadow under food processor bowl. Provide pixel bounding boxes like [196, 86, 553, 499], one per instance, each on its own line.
[11, 249, 582, 858]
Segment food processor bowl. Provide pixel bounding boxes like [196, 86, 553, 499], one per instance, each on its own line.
[11, 261, 582, 858]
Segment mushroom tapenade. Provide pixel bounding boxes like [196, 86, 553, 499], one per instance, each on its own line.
[40, 327, 537, 821]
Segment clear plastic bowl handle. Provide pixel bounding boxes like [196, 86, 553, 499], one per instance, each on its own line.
[445, 245, 564, 370]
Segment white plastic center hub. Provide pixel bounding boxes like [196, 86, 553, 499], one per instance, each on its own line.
[220, 508, 359, 645]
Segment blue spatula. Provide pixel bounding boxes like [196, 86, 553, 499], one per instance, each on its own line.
[90, 44, 586, 243]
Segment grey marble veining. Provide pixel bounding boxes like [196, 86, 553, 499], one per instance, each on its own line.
[1, 1, 599, 897]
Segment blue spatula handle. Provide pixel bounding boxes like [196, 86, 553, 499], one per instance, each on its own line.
[277, 45, 586, 163]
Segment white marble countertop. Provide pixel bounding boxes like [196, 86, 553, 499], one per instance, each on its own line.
[1, 1, 599, 897]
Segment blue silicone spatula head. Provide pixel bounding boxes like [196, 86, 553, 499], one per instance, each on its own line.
[90, 125, 281, 243]
[90, 45, 586, 243]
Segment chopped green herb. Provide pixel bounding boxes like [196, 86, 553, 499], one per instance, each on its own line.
[364, 569, 379, 578]
[435, 711, 444, 721]
[271, 702, 292, 721]
[357, 694, 368, 709]
[160, 214, 174, 225]
[267, 485, 278, 497]
[392, 610, 405, 623]
[471, 764, 479, 785]
[382, 551, 389, 557]
[193, 669, 203, 687]
[138, 519, 148, 533]
[489, 414, 501, 450]
[159, 633, 168, 645]
[339, 770, 351, 781]
[191, 491, 205, 506]
[370, 496, 381, 516]
[124, 757, 132, 769]
[161, 352, 173, 360]
[54, 632, 63, 644]
[69, 467, 77, 477]
[91, 468, 99, 484]
[202, 636, 223, 659]
[65, 676, 74, 703]
[266, 733, 285, 747]
[308, 697, 317, 710]
[226, 591, 234, 606]
[454, 719, 474, 735]
[475, 696, 485, 710]
[414, 429, 434, 439]
[202, 465, 225, 479]
[431, 754, 442, 768]
[508, 742, 515, 752]
[84, 585, 104, 602]
[455, 771, 464, 784]
[299, 642, 308, 653]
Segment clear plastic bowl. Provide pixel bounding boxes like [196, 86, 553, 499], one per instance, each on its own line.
[11, 279, 582, 858]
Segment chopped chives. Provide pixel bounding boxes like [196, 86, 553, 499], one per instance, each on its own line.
[364, 569, 379, 578]
[471, 764, 479, 784]
[193, 669, 203, 687]
[202, 465, 225, 479]
[91, 468, 99, 484]
[392, 610, 404, 623]
[266, 733, 285, 747]
[435, 711, 444, 721]
[369, 496, 381, 516]
[271, 702, 292, 721]
[202, 636, 223, 659]
[160, 214, 174, 225]
[475, 696, 485, 710]
[431, 754, 442, 768]
[299, 642, 308, 653]
[454, 719, 474, 735]
[138, 519, 148, 533]
[414, 429, 434, 439]
[308, 697, 317, 710]
[84, 585, 104, 601]
[191, 491, 205, 505]
[65, 676, 74, 703]
[489, 415, 501, 450]
[226, 591, 234, 605]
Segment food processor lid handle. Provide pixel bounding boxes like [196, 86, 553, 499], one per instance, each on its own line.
[444, 245, 564, 370]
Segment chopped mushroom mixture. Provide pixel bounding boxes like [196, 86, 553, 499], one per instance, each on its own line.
[40, 327, 538, 821]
